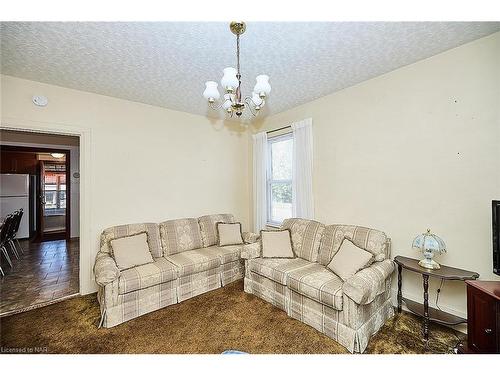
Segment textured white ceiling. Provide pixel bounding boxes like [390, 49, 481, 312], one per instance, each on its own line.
[1, 22, 499, 122]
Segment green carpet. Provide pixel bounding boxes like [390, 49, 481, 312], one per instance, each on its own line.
[0, 280, 464, 354]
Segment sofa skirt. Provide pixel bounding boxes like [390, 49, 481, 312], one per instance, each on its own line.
[102, 279, 178, 328]
[289, 289, 394, 353]
[244, 272, 288, 311]
[177, 268, 221, 302]
[221, 260, 245, 286]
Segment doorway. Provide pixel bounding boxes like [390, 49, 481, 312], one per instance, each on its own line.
[1, 145, 71, 242]
[0, 130, 80, 316]
[38, 152, 70, 241]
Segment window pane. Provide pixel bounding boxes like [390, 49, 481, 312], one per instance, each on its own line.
[271, 182, 292, 224]
[271, 137, 292, 180]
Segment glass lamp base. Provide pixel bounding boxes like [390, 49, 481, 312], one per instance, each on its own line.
[418, 258, 441, 269]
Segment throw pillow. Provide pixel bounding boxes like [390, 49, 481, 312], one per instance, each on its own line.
[110, 232, 154, 270]
[327, 238, 373, 281]
[217, 222, 244, 246]
[260, 229, 295, 258]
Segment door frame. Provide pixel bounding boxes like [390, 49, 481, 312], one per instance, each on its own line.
[0, 118, 93, 295]
[1, 144, 71, 241]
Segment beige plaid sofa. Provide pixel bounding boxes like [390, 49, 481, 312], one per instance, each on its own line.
[94, 214, 256, 328]
[243, 218, 394, 353]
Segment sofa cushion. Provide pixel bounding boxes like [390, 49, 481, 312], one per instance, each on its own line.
[247, 257, 312, 285]
[204, 245, 242, 264]
[318, 224, 388, 266]
[118, 258, 178, 294]
[165, 248, 221, 277]
[111, 232, 154, 271]
[327, 239, 373, 281]
[198, 214, 235, 247]
[159, 218, 203, 256]
[287, 263, 344, 310]
[280, 218, 325, 262]
[217, 222, 244, 246]
[100, 222, 163, 258]
[261, 229, 294, 258]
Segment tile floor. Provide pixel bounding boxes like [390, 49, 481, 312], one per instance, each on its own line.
[0, 239, 79, 316]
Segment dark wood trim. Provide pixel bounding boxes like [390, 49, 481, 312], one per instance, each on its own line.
[0, 144, 71, 241]
[394, 255, 479, 280]
[266, 125, 291, 134]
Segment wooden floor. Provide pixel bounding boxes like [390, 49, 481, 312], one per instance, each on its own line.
[0, 239, 79, 316]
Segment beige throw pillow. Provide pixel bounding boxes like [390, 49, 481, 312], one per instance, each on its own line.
[327, 238, 373, 281]
[111, 232, 154, 270]
[217, 222, 244, 246]
[260, 229, 295, 258]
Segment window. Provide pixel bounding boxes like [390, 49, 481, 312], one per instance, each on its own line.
[267, 133, 293, 226]
[43, 164, 66, 216]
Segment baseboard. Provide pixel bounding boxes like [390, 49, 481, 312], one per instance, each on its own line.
[390, 288, 467, 334]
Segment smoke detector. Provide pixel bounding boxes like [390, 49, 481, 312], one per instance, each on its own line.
[32, 95, 48, 107]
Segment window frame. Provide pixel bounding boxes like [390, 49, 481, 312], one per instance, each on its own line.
[266, 132, 293, 227]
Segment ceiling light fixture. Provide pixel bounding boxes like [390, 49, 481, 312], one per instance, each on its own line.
[50, 153, 65, 159]
[203, 22, 271, 118]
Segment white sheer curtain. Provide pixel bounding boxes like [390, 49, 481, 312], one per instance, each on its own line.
[292, 118, 314, 219]
[252, 131, 268, 231]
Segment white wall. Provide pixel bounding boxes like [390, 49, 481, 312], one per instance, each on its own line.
[254, 32, 500, 320]
[1, 74, 250, 294]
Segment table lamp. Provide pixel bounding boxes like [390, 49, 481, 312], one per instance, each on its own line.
[412, 229, 446, 269]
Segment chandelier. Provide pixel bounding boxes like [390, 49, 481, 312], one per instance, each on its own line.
[202, 21, 271, 118]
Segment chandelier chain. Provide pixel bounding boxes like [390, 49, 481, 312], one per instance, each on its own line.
[236, 34, 240, 76]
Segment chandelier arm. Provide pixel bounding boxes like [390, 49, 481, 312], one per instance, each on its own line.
[208, 95, 235, 111]
[244, 97, 259, 117]
[208, 100, 223, 111]
[245, 95, 265, 108]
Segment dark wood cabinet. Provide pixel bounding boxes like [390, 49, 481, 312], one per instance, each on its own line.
[0, 150, 38, 174]
[463, 280, 500, 353]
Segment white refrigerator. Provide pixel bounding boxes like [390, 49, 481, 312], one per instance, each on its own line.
[0, 174, 30, 238]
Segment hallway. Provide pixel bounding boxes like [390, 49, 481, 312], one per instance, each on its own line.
[0, 239, 79, 316]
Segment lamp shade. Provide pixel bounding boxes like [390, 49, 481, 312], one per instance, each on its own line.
[412, 229, 446, 269]
[221, 67, 239, 92]
[412, 229, 446, 254]
[253, 75, 271, 96]
[203, 81, 220, 101]
[222, 94, 233, 112]
[252, 92, 263, 106]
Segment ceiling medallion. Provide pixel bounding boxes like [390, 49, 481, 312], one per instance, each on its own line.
[203, 21, 271, 118]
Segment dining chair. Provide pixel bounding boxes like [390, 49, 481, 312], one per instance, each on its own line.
[0, 215, 14, 276]
[4, 213, 20, 260]
[9, 209, 24, 255]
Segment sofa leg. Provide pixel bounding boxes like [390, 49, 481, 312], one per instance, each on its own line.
[98, 310, 106, 328]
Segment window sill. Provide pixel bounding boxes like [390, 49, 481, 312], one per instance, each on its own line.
[266, 223, 281, 229]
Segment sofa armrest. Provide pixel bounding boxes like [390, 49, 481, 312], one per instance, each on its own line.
[242, 231, 260, 244]
[240, 242, 261, 259]
[94, 251, 120, 287]
[342, 259, 394, 305]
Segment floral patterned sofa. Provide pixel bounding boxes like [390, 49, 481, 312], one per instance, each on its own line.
[94, 214, 259, 328]
[242, 218, 394, 353]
